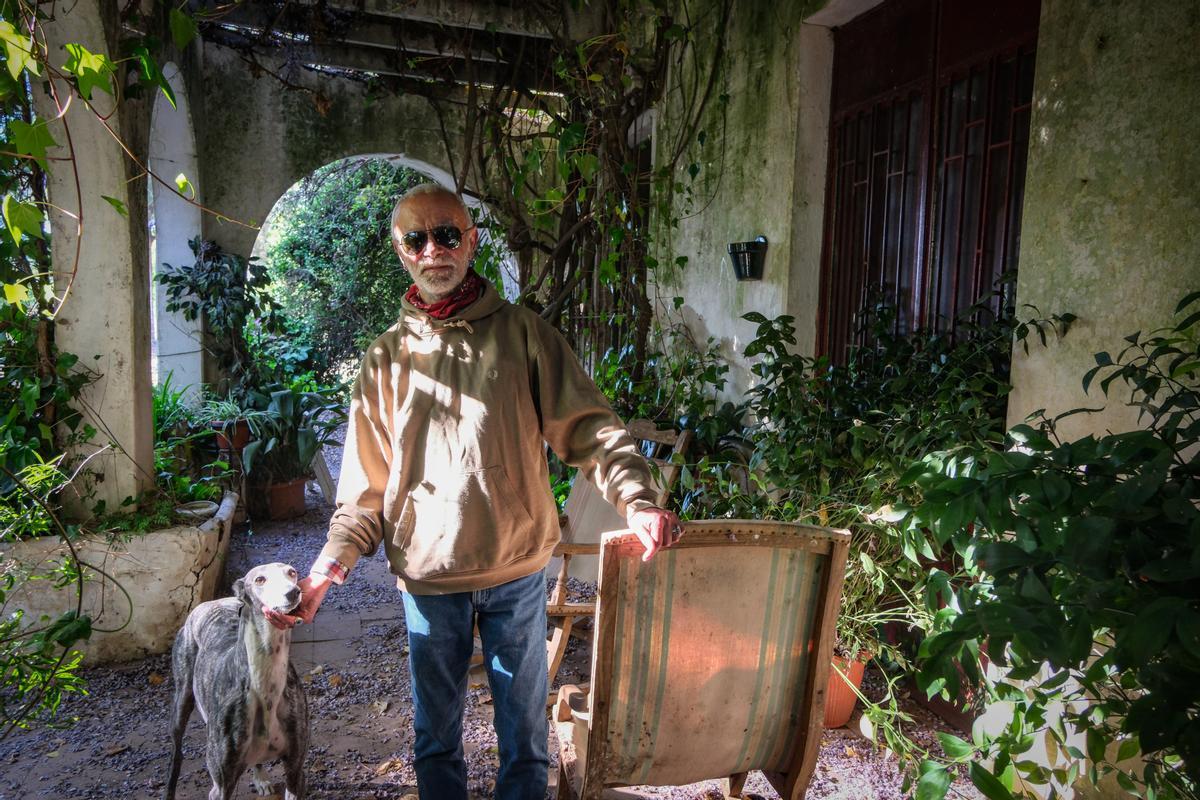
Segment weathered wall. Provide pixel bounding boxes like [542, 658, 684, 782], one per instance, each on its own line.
[191, 44, 465, 258]
[653, 0, 833, 397]
[1007, 0, 1200, 438]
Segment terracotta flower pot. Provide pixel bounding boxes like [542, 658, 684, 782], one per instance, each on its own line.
[824, 653, 868, 728]
[212, 419, 251, 451]
[248, 478, 308, 520]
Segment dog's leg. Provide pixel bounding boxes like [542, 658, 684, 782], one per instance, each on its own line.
[283, 742, 306, 800]
[205, 720, 243, 800]
[249, 764, 273, 795]
[164, 633, 196, 800]
[283, 665, 309, 800]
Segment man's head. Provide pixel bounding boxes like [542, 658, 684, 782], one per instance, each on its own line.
[390, 184, 479, 303]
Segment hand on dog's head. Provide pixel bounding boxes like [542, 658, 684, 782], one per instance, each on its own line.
[234, 563, 302, 616]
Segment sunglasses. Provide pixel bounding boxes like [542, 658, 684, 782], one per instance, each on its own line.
[398, 225, 475, 255]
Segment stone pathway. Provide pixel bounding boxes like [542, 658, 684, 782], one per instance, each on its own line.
[0, 438, 979, 799]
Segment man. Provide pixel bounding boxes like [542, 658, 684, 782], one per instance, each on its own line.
[268, 183, 681, 799]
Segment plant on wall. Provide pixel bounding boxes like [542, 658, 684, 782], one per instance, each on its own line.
[158, 237, 285, 399]
[899, 293, 1200, 800]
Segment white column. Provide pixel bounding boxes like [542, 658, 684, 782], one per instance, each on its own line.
[34, 0, 153, 511]
[149, 62, 204, 399]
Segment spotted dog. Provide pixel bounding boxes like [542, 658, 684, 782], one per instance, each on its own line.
[164, 563, 309, 800]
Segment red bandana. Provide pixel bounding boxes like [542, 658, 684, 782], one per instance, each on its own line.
[405, 270, 485, 320]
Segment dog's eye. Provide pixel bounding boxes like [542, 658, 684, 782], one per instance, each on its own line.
[254, 576, 267, 585]
[287, 569, 297, 578]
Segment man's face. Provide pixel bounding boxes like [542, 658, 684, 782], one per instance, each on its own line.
[392, 194, 478, 303]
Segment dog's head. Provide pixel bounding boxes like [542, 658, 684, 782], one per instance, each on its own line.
[234, 563, 302, 615]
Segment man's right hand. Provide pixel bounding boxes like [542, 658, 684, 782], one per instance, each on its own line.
[264, 573, 332, 630]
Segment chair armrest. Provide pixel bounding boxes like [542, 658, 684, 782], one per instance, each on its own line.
[547, 602, 596, 617]
[553, 542, 602, 557]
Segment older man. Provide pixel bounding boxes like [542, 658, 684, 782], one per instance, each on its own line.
[272, 183, 680, 799]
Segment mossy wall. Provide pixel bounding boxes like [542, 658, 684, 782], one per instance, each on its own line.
[653, 0, 831, 396]
[192, 44, 464, 258]
[1007, 0, 1200, 438]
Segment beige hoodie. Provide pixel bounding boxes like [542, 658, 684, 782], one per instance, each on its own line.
[316, 281, 659, 594]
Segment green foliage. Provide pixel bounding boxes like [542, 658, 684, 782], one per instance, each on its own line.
[157, 237, 284, 399]
[679, 299, 1073, 656]
[259, 159, 424, 383]
[241, 381, 347, 486]
[151, 375, 230, 505]
[900, 293, 1200, 799]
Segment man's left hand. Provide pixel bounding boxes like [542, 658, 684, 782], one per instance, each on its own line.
[627, 507, 683, 562]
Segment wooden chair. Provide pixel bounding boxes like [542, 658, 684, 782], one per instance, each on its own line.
[554, 520, 850, 800]
[547, 421, 692, 687]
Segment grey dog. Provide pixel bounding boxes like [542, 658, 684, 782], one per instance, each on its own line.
[164, 562, 309, 800]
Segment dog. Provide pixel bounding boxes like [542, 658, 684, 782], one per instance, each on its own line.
[164, 563, 309, 800]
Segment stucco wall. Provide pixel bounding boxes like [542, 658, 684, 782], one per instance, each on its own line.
[1007, 0, 1200, 438]
[653, 0, 832, 397]
[192, 44, 464, 259]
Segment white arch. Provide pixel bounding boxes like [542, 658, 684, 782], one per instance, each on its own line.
[258, 153, 520, 300]
[148, 62, 204, 398]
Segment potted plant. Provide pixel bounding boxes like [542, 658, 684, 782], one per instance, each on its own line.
[191, 397, 266, 452]
[241, 383, 346, 520]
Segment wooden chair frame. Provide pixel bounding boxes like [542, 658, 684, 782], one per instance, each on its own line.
[554, 521, 851, 800]
[547, 421, 692, 688]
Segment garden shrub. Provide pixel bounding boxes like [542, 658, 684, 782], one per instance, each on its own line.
[258, 158, 426, 383]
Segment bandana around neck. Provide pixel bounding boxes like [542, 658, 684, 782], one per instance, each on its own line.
[405, 270, 485, 320]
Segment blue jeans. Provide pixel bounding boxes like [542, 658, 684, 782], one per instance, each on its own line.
[402, 570, 549, 800]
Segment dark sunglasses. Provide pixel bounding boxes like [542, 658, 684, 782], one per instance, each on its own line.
[399, 225, 475, 254]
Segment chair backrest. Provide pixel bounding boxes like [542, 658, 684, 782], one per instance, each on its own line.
[583, 520, 850, 799]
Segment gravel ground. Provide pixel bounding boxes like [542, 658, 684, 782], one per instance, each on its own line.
[0, 429, 982, 799]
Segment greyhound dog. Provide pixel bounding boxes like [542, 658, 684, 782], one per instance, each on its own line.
[164, 563, 309, 800]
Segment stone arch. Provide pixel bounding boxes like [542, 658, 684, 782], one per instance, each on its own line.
[148, 61, 204, 397]
[252, 153, 518, 301]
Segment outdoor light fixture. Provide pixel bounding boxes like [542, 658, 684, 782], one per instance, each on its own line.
[728, 236, 768, 281]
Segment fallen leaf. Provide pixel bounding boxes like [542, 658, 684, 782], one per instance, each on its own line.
[105, 744, 129, 757]
[328, 673, 343, 687]
[375, 757, 405, 775]
[845, 746, 858, 758]
[370, 700, 390, 714]
[309, 665, 325, 675]
[147, 672, 164, 686]
[46, 751, 59, 758]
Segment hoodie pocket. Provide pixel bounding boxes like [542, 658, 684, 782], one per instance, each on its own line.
[399, 466, 538, 579]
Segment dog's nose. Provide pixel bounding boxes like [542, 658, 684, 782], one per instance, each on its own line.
[286, 587, 300, 605]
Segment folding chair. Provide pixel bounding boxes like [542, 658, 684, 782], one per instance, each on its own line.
[554, 520, 850, 800]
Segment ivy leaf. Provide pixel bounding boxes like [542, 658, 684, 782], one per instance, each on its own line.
[63, 43, 115, 100]
[175, 173, 195, 198]
[169, 8, 198, 51]
[3, 282, 31, 305]
[129, 42, 175, 108]
[10, 119, 57, 169]
[101, 195, 128, 217]
[0, 20, 39, 79]
[3, 194, 44, 244]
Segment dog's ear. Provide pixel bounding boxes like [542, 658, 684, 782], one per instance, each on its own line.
[232, 578, 247, 602]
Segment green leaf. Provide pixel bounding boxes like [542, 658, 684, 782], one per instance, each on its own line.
[1116, 737, 1140, 763]
[915, 761, 951, 800]
[101, 195, 128, 217]
[970, 762, 1016, 800]
[10, 119, 57, 169]
[2, 194, 44, 244]
[50, 611, 92, 646]
[3, 282, 31, 305]
[175, 173, 195, 198]
[169, 8, 198, 50]
[0, 20, 39, 79]
[63, 42, 115, 100]
[937, 732, 973, 760]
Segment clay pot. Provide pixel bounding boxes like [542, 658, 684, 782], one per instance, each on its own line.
[824, 653, 868, 728]
[248, 478, 308, 520]
[212, 419, 251, 451]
